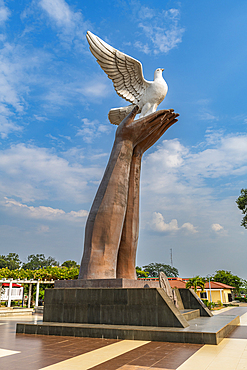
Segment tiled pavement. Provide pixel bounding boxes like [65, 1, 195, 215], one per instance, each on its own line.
[0, 306, 246, 370]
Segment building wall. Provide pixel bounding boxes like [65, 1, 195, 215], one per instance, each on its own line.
[196, 289, 232, 303]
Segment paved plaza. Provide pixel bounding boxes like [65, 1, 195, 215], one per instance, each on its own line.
[0, 306, 247, 369]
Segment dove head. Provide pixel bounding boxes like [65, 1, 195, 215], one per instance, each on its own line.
[154, 68, 164, 79]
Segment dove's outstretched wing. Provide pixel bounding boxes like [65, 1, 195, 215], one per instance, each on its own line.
[86, 31, 150, 105]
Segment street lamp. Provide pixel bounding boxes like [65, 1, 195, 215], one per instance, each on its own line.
[207, 275, 212, 302]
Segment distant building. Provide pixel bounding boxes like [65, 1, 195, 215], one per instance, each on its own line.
[138, 276, 235, 303]
[1, 283, 23, 302]
[168, 278, 235, 303]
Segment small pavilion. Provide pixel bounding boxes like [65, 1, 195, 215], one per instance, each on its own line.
[0, 278, 54, 308]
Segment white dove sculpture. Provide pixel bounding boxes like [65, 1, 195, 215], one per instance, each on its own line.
[86, 31, 168, 125]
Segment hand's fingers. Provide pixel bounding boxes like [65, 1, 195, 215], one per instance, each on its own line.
[119, 108, 178, 146]
[136, 119, 167, 144]
[142, 111, 177, 133]
[135, 116, 178, 153]
[132, 109, 173, 126]
[160, 118, 178, 136]
[145, 111, 178, 126]
[119, 105, 139, 127]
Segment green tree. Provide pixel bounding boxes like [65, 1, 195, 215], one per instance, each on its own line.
[0, 266, 79, 280]
[186, 276, 206, 293]
[236, 189, 247, 229]
[212, 270, 242, 292]
[62, 260, 79, 268]
[0, 253, 21, 270]
[142, 263, 179, 277]
[135, 266, 149, 278]
[0, 256, 7, 269]
[22, 254, 59, 270]
[239, 279, 247, 294]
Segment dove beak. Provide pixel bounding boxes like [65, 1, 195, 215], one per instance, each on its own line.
[161, 68, 164, 71]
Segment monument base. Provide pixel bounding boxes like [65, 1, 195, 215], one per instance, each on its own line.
[43, 288, 190, 328]
[54, 278, 159, 288]
[16, 315, 239, 345]
[16, 286, 239, 344]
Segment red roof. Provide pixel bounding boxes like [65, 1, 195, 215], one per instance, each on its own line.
[169, 280, 187, 289]
[2, 283, 22, 288]
[167, 278, 235, 290]
[139, 277, 236, 290]
[204, 281, 235, 290]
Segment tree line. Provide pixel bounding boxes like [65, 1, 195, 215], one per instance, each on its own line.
[185, 270, 246, 294]
[0, 254, 246, 293]
[0, 253, 79, 270]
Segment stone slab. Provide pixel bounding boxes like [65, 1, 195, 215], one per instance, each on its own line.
[43, 288, 189, 328]
[180, 309, 200, 321]
[16, 314, 240, 345]
[0, 308, 33, 317]
[179, 288, 212, 317]
[55, 279, 159, 288]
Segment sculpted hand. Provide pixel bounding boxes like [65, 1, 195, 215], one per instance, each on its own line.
[115, 106, 177, 148]
[134, 110, 179, 157]
[116, 109, 178, 279]
[80, 104, 179, 280]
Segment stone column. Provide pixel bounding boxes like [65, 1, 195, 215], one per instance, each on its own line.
[220, 289, 223, 303]
[35, 281, 40, 307]
[28, 284, 32, 308]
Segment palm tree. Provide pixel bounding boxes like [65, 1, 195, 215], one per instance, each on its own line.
[186, 276, 205, 293]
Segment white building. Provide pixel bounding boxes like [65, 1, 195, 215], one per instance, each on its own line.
[1, 283, 23, 302]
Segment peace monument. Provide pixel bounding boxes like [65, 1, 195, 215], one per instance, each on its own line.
[79, 32, 178, 280]
[17, 32, 240, 345]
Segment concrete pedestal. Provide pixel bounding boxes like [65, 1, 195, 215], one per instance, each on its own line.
[54, 278, 159, 289]
[16, 286, 239, 344]
[43, 288, 189, 328]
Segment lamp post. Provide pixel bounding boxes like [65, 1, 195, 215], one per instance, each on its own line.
[208, 276, 212, 303]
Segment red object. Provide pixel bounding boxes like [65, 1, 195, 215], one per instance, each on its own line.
[2, 283, 22, 288]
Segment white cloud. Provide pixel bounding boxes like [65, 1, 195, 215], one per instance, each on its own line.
[150, 212, 197, 234]
[0, 39, 51, 138]
[134, 41, 150, 55]
[199, 112, 218, 121]
[211, 223, 224, 232]
[37, 225, 50, 233]
[42, 76, 111, 110]
[143, 133, 247, 192]
[184, 134, 247, 179]
[181, 223, 198, 234]
[39, 0, 91, 47]
[151, 212, 179, 232]
[138, 6, 155, 20]
[82, 79, 110, 98]
[0, 117, 23, 139]
[33, 114, 48, 122]
[3, 197, 88, 222]
[76, 118, 111, 143]
[140, 130, 247, 243]
[0, 1, 10, 25]
[197, 99, 219, 122]
[39, 0, 76, 27]
[134, 6, 184, 54]
[0, 143, 103, 202]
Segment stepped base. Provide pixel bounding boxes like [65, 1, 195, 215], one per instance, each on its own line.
[180, 309, 200, 321]
[16, 315, 240, 345]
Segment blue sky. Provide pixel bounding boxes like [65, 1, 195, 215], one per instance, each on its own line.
[0, 0, 247, 278]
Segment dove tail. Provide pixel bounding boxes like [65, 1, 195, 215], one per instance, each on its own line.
[108, 105, 140, 125]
